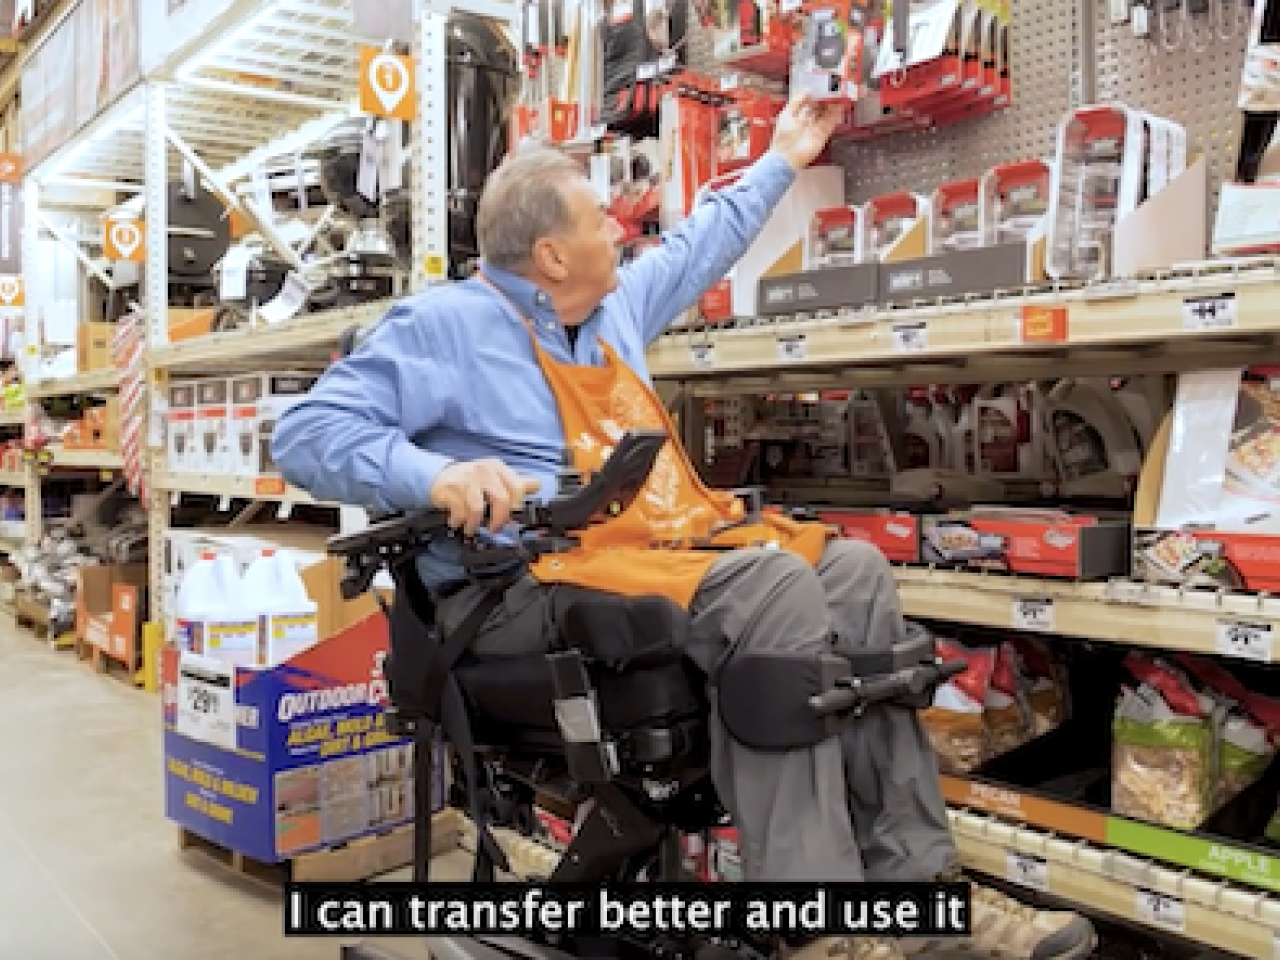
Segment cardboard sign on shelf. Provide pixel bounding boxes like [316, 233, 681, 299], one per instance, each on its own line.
[359, 47, 416, 121]
[103, 217, 146, 263]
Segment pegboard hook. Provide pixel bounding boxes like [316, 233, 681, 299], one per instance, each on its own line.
[1157, 0, 1185, 51]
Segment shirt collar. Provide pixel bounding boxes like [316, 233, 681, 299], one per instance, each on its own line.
[475, 260, 557, 325]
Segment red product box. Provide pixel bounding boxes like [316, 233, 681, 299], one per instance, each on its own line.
[921, 508, 1131, 580]
[1134, 528, 1280, 593]
[820, 509, 921, 564]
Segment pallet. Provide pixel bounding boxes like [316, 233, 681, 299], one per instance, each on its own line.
[178, 806, 465, 887]
[86, 644, 143, 687]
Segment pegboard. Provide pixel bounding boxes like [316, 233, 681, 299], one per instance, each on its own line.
[679, 0, 1251, 214]
[835, 0, 1082, 202]
[1092, 0, 1252, 219]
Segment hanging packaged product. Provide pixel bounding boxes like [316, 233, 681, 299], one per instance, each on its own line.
[791, 0, 870, 101]
[709, 0, 797, 78]
[1043, 104, 1189, 282]
[715, 86, 785, 175]
[602, 0, 687, 135]
[871, 0, 964, 112]
[1139, 368, 1280, 592]
[929, 177, 983, 252]
[972, 382, 1050, 481]
[1042, 377, 1143, 499]
[925, 0, 1006, 126]
[922, 638, 997, 774]
[806, 205, 864, 267]
[862, 191, 929, 259]
[980, 158, 1051, 245]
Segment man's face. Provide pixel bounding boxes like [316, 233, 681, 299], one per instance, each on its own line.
[555, 177, 624, 321]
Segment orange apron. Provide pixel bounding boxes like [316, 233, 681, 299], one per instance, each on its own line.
[482, 275, 832, 609]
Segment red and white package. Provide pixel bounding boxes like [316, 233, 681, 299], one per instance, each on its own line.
[984, 641, 1033, 756]
[922, 639, 998, 773]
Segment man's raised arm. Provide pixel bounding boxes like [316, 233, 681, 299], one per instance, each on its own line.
[618, 95, 843, 344]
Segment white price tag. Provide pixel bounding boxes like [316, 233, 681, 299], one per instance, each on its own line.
[175, 652, 237, 750]
[777, 334, 807, 362]
[1135, 889, 1185, 932]
[1005, 851, 1049, 891]
[1182, 293, 1237, 331]
[892, 321, 928, 352]
[690, 342, 715, 368]
[637, 61, 658, 80]
[1012, 597, 1054, 631]
[1216, 619, 1273, 662]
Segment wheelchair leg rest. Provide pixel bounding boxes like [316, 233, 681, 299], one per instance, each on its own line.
[717, 626, 961, 753]
[549, 784, 665, 883]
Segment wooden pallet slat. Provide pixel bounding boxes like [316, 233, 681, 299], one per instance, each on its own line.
[177, 807, 465, 887]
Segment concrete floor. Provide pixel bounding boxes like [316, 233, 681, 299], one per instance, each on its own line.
[0, 616, 466, 960]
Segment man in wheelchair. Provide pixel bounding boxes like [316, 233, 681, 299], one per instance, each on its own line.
[271, 94, 1097, 960]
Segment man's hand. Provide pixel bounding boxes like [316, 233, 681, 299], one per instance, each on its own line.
[770, 94, 844, 171]
[430, 459, 541, 536]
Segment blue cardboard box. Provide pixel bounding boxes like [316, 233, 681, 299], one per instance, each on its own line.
[160, 610, 441, 863]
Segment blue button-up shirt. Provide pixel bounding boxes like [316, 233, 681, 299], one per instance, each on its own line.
[270, 150, 796, 587]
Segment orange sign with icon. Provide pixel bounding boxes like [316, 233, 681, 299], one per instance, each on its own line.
[1020, 304, 1068, 343]
[0, 274, 22, 307]
[103, 217, 146, 262]
[359, 47, 416, 121]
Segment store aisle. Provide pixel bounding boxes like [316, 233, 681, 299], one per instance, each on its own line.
[0, 617, 437, 960]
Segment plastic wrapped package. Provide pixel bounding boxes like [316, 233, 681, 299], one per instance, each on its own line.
[983, 641, 1034, 757]
[1009, 635, 1070, 735]
[1112, 656, 1221, 830]
[1155, 369, 1280, 535]
[1176, 653, 1280, 806]
[922, 639, 996, 773]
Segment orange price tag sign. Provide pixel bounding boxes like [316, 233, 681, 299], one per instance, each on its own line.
[359, 47, 416, 121]
[0, 274, 23, 307]
[253, 476, 287, 497]
[1020, 305, 1068, 343]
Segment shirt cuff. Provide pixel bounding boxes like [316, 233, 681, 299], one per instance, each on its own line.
[384, 441, 454, 514]
[743, 149, 799, 200]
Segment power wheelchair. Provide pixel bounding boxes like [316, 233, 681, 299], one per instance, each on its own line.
[326, 428, 964, 960]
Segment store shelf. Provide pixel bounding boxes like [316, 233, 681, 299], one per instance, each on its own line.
[28, 369, 119, 399]
[50, 449, 123, 470]
[950, 808, 1280, 958]
[894, 566, 1280, 662]
[650, 260, 1280, 391]
[0, 410, 23, 428]
[152, 470, 329, 506]
[0, 470, 27, 487]
[149, 300, 391, 372]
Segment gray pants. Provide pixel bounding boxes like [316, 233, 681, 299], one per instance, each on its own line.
[436, 539, 959, 884]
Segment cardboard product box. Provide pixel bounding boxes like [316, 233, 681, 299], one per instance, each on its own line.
[756, 261, 880, 316]
[878, 241, 1035, 307]
[195, 378, 231, 474]
[167, 381, 198, 472]
[1133, 528, 1280, 593]
[76, 321, 115, 373]
[819, 509, 921, 564]
[76, 563, 149, 666]
[229, 372, 318, 478]
[85, 396, 121, 451]
[160, 607, 442, 866]
[921, 509, 1131, 580]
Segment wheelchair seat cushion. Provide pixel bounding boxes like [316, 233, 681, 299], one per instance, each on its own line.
[552, 588, 693, 670]
[453, 591, 706, 743]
